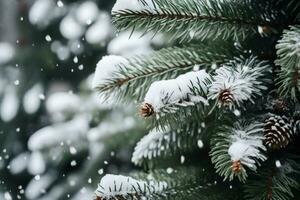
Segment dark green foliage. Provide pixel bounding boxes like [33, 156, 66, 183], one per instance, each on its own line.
[275, 26, 300, 101]
[113, 0, 284, 42]
[94, 0, 300, 199]
[244, 157, 300, 200]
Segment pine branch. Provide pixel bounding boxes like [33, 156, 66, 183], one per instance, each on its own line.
[210, 121, 267, 182]
[275, 0, 300, 21]
[95, 167, 238, 200]
[244, 157, 300, 200]
[95, 43, 234, 102]
[275, 26, 300, 101]
[208, 56, 272, 110]
[141, 56, 271, 129]
[112, 0, 283, 42]
[131, 111, 226, 166]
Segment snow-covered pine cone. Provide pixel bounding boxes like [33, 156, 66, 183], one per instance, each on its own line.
[264, 115, 294, 150]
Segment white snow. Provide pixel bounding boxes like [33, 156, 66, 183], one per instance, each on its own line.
[4, 192, 12, 200]
[95, 174, 146, 199]
[28, 116, 89, 151]
[87, 116, 135, 141]
[0, 86, 19, 122]
[46, 92, 81, 122]
[107, 31, 153, 56]
[143, 70, 210, 113]
[176, 70, 210, 95]
[29, 0, 55, 27]
[92, 55, 128, 89]
[197, 140, 204, 148]
[85, 12, 112, 45]
[50, 41, 71, 61]
[76, 1, 99, 25]
[132, 129, 169, 165]
[208, 62, 268, 109]
[9, 152, 29, 175]
[68, 40, 84, 55]
[71, 188, 94, 200]
[57, 0, 64, 7]
[112, 0, 157, 12]
[0, 42, 15, 64]
[275, 160, 282, 168]
[27, 151, 46, 175]
[95, 174, 167, 199]
[25, 173, 56, 200]
[144, 79, 182, 112]
[228, 123, 267, 170]
[59, 15, 85, 40]
[23, 84, 43, 114]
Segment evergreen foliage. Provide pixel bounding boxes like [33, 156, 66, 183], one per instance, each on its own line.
[92, 0, 300, 199]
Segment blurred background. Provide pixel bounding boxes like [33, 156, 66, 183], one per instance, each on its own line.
[0, 0, 163, 199]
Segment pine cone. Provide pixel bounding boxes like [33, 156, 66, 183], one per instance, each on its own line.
[264, 115, 294, 149]
[231, 160, 243, 173]
[218, 89, 234, 106]
[139, 103, 154, 117]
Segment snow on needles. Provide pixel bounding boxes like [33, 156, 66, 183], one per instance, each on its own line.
[75, 1, 99, 25]
[143, 70, 211, 113]
[0, 42, 15, 64]
[92, 55, 128, 89]
[228, 122, 267, 171]
[132, 128, 168, 165]
[208, 57, 270, 109]
[112, 0, 157, 13]
[95, 174, 167, 199]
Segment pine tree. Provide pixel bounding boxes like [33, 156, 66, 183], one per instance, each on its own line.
[92, 0, 300, 199]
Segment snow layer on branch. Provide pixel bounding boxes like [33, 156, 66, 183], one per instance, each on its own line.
[59, 15, 84, 40]
[28, 116, 89, 151]
[132, 128, 169, 165]
[92, 55, 128, 89]
[112, 0, 156, 12]
[75, 1, 99, 25]
[176, 71, 210, 94]
[27, 151, 46, 175]
[95, 174, 167, 199]
[46, 92, 81, 122]
[85, 12, 112, 45]
[25, 172, 56, 200]
[9, 152, 30, 175]
[87, 116, 135, 142]
[107, 31, 154, 56]
[0, 42, 15, 64]
[144, 70, 210, 112]
[0, 86, 19, 122]
[228, 122, 267, 170]
[29, 0, 55, 27]
[23, 83, 43, 114]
